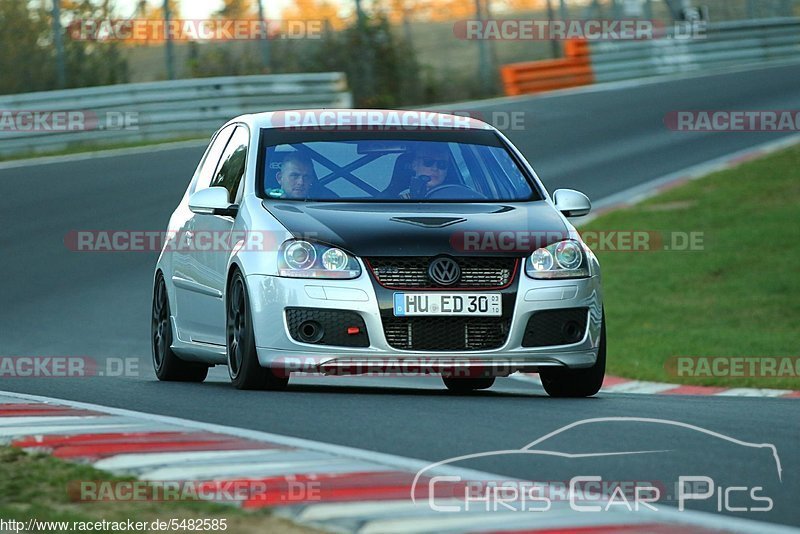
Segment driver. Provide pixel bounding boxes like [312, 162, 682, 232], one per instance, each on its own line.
[276, 152, 315, 199]
[398, 145, 450, 199]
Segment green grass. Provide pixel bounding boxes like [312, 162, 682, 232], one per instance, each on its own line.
[585, 145, 800, 389]
[0, 446, 316, 533]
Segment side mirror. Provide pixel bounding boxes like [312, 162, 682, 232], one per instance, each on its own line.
[553, 189, 591, 218]
[188, 187, 237, 217]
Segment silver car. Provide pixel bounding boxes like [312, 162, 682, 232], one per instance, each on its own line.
[151, 110, 605, 397]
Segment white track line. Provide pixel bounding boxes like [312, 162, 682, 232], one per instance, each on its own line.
[0, 423, 151, 440]
[0, 139, 207, 171]
[94, 449, 284, 471]
[716, 388, 793, 398]
[601, 381, 682, 395]
[0, 416, 105, 426]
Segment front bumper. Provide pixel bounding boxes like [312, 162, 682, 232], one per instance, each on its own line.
[247, 269, 603, 375]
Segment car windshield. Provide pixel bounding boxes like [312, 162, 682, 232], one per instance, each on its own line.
[257, 130, 540, 202]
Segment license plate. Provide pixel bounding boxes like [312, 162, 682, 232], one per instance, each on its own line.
[393, 293, 502, 316]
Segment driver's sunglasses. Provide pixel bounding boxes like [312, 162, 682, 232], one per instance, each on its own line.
[421, 158, 448, 170]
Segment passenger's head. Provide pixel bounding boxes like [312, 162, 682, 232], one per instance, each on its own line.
[411, 144, 449, 189]
[276, 152, 315, 198]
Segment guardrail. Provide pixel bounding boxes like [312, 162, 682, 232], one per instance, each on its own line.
[500, 17, 800, 96]
[590, 17, 800, 83]
[0, 72, 352, 157]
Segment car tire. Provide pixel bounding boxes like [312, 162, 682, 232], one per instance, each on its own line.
[540, 310, 606, 398]
[152, 273, 209, 383]
[227, 270, 289, 391]
[442, 376, 496, 393]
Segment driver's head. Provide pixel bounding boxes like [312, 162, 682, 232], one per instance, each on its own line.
[276, 152, 315, 198]
[411, 145, 449, 189]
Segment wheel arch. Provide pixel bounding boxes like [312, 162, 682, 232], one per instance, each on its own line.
[152, 268, 179, 342]
[225, 260, 245, 303]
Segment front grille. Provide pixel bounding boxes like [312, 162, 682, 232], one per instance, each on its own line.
[382, 317, 510, 351]
[522, 308, 589, 347]
[367, 257, 517, 289]
[286, 308, 369, 348]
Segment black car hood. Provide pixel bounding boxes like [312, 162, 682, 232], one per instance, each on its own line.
[263, 201, 569, 257]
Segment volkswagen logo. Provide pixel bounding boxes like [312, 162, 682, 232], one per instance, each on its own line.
[428, 257, 461, 286]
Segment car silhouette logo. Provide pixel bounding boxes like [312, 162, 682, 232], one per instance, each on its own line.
[428, 257, 461, 286]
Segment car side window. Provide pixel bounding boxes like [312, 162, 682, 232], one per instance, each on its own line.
[210, 126, 249, 203]
[194, 125, 236, 193]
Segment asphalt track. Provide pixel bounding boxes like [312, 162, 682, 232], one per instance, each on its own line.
[1, 63, 799, 527]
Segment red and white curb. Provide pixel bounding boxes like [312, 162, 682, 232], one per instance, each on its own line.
[512, 374, 800, 398]
[1, 390, 796, 534]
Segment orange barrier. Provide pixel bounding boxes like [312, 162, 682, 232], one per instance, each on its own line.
[500, 40, 593, 96]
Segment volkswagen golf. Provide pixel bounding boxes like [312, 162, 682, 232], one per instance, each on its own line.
[151, 110, 605, 397]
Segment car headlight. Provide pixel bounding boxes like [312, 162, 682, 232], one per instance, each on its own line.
[278, 240, 361, 279]
[525, 239, 589, 279]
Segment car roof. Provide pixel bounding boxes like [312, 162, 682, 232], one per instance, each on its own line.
[229, 109, 497, 132]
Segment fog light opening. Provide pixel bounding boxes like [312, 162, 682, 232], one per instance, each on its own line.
[298, 321, 324, 343]
[562, 321, 582, 343]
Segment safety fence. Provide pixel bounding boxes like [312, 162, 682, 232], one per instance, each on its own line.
[0, 72, 351, 157]
[501, 17, 800, 96]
